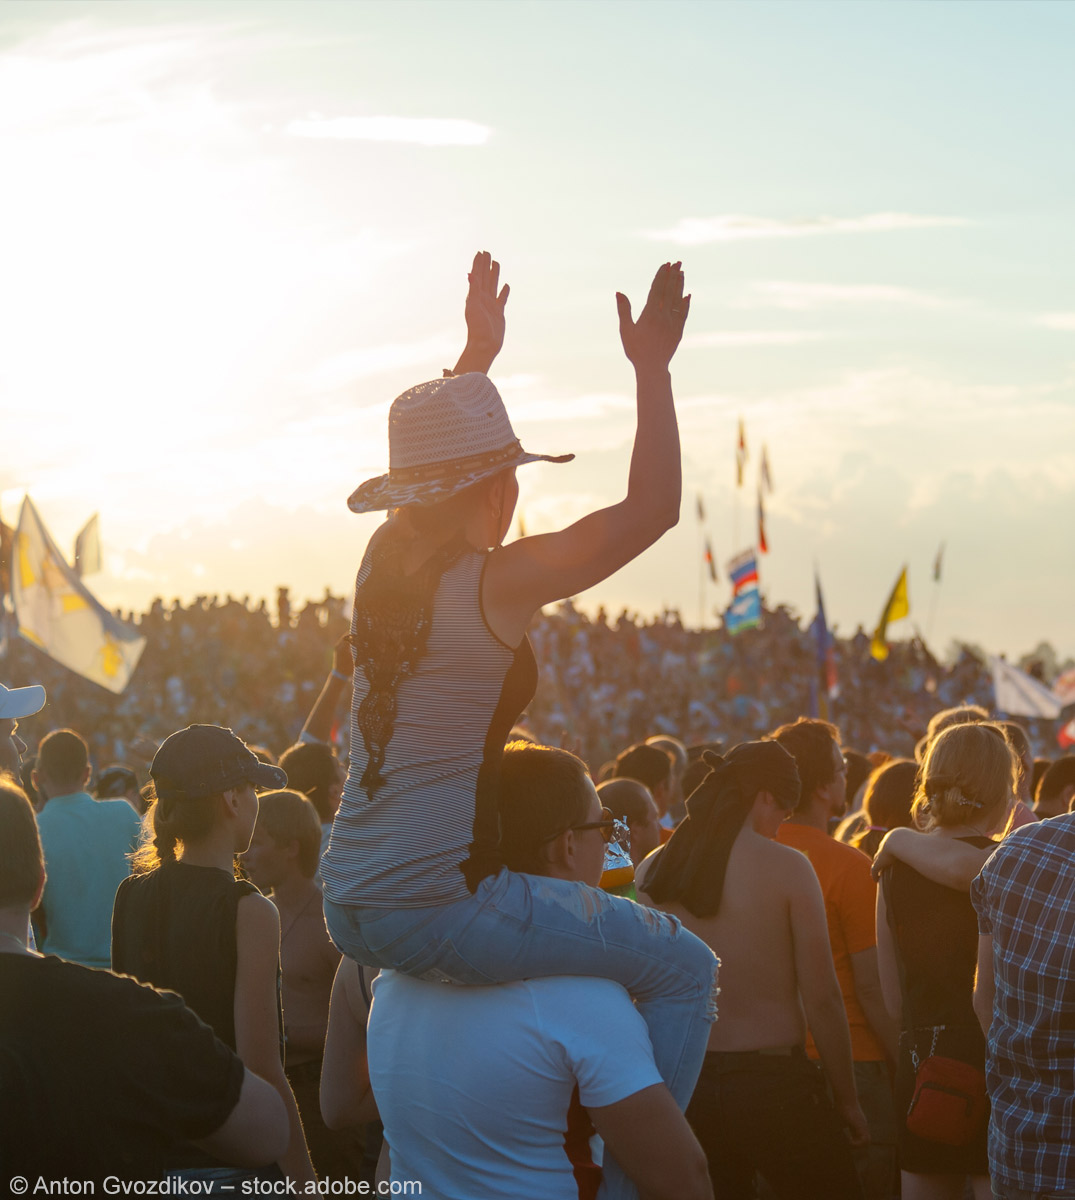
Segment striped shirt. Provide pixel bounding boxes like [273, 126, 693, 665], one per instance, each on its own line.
[321, 547, 536, 908]
[971, 814, 1075, 1194]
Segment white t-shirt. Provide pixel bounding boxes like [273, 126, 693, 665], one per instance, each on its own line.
[368, 972, 662, 1200]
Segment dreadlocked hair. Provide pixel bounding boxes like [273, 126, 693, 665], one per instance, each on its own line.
[130, 786, 219, 874]
[350, 490, 498, 797]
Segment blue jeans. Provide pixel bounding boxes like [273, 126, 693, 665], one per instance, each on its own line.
[325, 868, 719, 1200]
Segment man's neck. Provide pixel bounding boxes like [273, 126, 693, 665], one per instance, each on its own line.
[271, 873, 319, 913]
[784, 800, 830, 834]
[40, 786, 84, 803]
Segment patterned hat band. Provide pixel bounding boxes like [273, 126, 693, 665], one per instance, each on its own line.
[348, 373, 573, 513]
[389, 440, 525, 484]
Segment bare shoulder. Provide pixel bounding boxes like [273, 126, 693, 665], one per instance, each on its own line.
[762, 839, 819, 891]
[236, 890, 280, 941]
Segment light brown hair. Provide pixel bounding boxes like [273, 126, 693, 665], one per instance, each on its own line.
[252, 789, 323, 879]
[36, 728, 89, 793]
[131, 786, 220, 874]
[912, 723, 1016, 833]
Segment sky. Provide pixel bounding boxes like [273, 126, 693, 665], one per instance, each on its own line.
[2, 1, 1073, 663]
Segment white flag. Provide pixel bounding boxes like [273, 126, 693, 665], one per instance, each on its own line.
[990, 656, 1063, 719]
[12, 497, 145, 694]
[74, 513, 102, 576]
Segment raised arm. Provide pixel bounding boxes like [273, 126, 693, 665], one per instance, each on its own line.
[300, 635, 352, 745]
[871, 828, 994, 890]
[485, 262, 689, 629]
[452, 250, 509, 376]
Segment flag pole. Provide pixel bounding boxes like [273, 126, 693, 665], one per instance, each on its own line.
[698, 524, 704, 629]
[926, 542, 944, 649]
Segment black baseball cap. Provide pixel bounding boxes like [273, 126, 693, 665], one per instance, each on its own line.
[151, 725, 287, 802]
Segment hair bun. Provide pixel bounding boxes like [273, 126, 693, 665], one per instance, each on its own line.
[701, 750, 725, 770]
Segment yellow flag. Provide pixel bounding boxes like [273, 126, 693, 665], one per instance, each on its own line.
[870, 567, 910, 661]
[12, 497, 145, 693]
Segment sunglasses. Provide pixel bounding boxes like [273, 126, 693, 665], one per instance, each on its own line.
[560, 806, 628, 846]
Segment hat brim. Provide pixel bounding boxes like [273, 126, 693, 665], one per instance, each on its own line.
[250, 761, 288, 791]
[348, 450, 574, 515]
[0, 684, 46, 720]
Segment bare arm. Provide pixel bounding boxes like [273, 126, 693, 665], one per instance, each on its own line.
[589, 1083, 712, 1200]
[874, 879, 903, 1025]
[300, 636, 351, 744]
[320, 958, 379, 1129]
[789, 861, 870, 1147]
[484, 264, 688, 628]
[234, 893, 316, 1185]
[452, 250, 509, 376]
[193, 1067, 289, 1167]
[850, 946, 899, 1064]
[973, 934, 995, 1037]
[871, 828, 992, 890]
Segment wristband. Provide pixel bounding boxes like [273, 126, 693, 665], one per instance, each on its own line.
[331, 669, 349, 682]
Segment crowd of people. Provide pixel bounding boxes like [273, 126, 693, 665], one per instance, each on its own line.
[3, 252, 1075, 1200]
[1, 585, 1058, 785]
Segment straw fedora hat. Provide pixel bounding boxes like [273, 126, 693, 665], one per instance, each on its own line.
[348, 373, 573, 514]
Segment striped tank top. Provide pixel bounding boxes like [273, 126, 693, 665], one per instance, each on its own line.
[320, 546, 537, 908]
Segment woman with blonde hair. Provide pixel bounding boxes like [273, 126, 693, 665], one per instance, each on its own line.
[319, 253, 716, 1197]
[876, 722, 1017, 1200]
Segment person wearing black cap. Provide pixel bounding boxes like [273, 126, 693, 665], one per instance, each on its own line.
[112, 724, 315, 1186]
[637, 742, 868, 1200]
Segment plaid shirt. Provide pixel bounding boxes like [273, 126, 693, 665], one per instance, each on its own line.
[971, 815, 1075, 1194]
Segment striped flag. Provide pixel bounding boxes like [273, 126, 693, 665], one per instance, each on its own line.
[704, 538, 717, 583]
[725, 549, 761, 634]
[757, 490, 768, 554]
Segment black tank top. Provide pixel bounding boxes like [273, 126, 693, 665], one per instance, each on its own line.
[112, 861, 263, 1051]
[884, 835, 994, 1029]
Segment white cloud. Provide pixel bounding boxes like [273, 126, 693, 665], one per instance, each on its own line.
[645, 212, 968, 246]
[683, 329, 830, 348]
[302, 335, 459, 394]
[286, 115, 492, 146]
[1037, 313, 1075, 331]
[748, 281, 949, 311]
[510, 391, 634, 424]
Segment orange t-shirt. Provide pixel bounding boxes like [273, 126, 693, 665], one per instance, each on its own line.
[775, 823, 885, 1063]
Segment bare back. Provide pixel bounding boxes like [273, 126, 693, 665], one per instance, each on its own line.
[640, 828, 813, 1052]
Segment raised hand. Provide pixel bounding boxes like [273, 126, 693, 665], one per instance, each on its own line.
[457, 250, 510, 373]
[616, 262, 690, 370]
